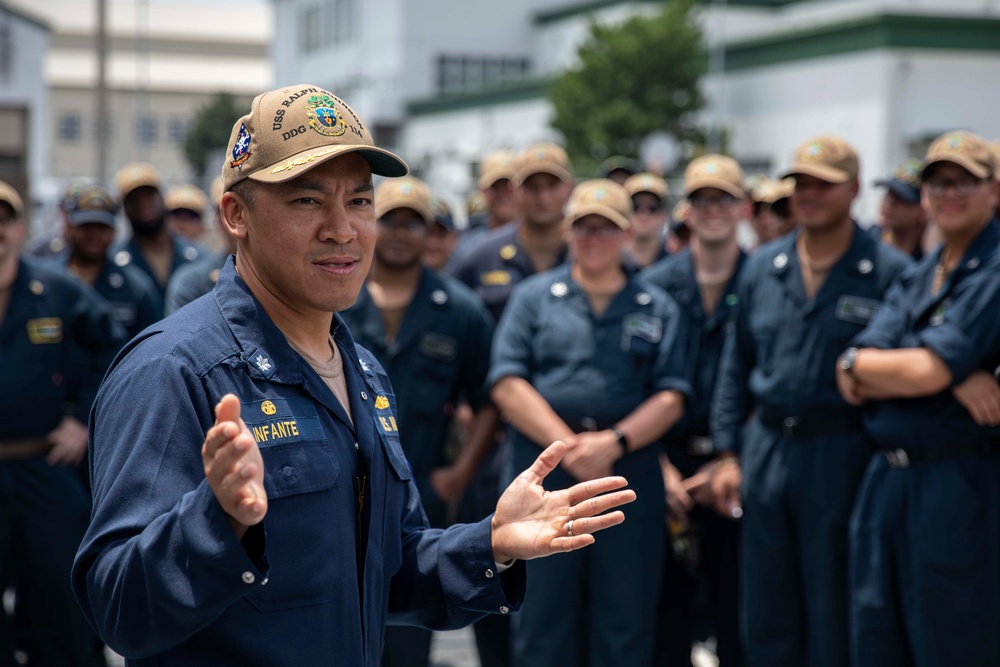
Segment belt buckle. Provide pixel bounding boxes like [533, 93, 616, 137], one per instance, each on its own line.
[884, 448, 910, 469]
[782, 416, 799, 440]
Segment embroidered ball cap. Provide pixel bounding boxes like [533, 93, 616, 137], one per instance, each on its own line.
[921, 130, 996, 181]
[684, 154, 746, 199]
[782, 135, 859, 184]
[374, 176, 435, 224]
[624, 172, 669, 200]
[874, 158, 922, 204]
[752, 177, 795, 205]
[563, 179, 633, 230]
[222, 84, 408, 192]
[165, 184, 208, 216]
[67, 184, 118, 227]
[514, 142, 574, 186]
[430, 196, 455, 231]
[598, 155, 641, 180]
[0, 180, 24, 218]
[115, 162, 162, 201]
[477, 149, 518, 190]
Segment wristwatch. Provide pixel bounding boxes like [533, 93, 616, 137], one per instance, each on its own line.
[839, 347, 860, 375]
[611, 428, 630, 455]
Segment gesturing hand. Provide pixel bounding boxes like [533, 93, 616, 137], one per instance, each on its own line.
[202, 394, 267, 538]
[490, 441, 636, 563]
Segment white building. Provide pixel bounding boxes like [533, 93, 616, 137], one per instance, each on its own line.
[271, 0, 1000, 221]
[0, 3, 51, 208]
[6, 0, 273, 193]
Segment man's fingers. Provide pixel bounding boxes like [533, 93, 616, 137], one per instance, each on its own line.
[215, 394, 242, 424]
[524, 440, 567, 483]
[570, 488, 636, 519]
[203, 421, 240, 458]
[566, 475, 629, 505]
[205, 431, 255, 483]
[558, 510, 626, 543]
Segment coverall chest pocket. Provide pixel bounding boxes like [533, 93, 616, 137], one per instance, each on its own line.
[247, 441, 347, 611]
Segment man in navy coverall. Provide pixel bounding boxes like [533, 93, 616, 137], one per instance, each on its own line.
[71, 84, 635, 667]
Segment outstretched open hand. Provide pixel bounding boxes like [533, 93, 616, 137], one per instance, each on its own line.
[490, 441, 636, 563]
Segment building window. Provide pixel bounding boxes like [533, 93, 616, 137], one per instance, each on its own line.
[436, 55, 531, 94]
[136, 115, 158, 145]
[169, 117, 188, 145]
[58, 113, 82, 143]
[300, 0, 355, 54]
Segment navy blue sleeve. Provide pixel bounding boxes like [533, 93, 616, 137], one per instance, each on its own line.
[68, 284, 129, 425]
[852, 279, 910, 350]
[458, 295, 496, 411]
[487, 281, 537, 387]
[918, 271, 1000, 385]
[650, 294, 694, 400]
[710, 268, 756, 454]
[72, 350, 270, 658]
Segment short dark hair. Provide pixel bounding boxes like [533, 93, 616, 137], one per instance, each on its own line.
[229, 179, 257, 212]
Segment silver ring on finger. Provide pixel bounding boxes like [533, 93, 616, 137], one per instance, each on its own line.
[566, 519, 574, 537]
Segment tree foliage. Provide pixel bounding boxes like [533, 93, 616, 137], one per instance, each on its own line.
[549, 0, 707, 168]
[184, 93, 247, 177]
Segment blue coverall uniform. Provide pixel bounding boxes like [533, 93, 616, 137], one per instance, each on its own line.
[449, 222, 568, 667]
[71, 259, 525, 667]
[849, 219, 1000, 667]
[711, 225, 910, 667]
[490, 264, 692, 667]
[1, 257, 126, 667]
[641, 247, 747, 667]
[112, 233, 202, 297]
[342, 267, 495, 667]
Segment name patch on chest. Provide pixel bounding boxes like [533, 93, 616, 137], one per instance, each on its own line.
[242, 397, 323, 446]
[27, 318, 63, 344]
[622, 313, 663, 344]
[480, 270, 512, 287]
[419, 333, 457, 362]
[835, 296, 880, 325]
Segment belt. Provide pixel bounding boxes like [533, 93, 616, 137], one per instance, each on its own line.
[0, 437, 53, 461]
[881, 441, 1000, 469]
[759, 408, 862, 441]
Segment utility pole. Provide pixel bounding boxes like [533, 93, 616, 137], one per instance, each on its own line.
[96, 0, 108, 182]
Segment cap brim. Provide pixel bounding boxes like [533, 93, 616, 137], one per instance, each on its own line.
[69, 211, 116, 227]
[875, 179, 920, 204]
[515, 165, 574, 186]
[374, 196, 434, 224]
[781, 164, 851, 184]
[920, 157, 991, 180]
[477, 169, 516, 191]
[251, 145, 409, 184]
[564, 204, 630, 230]
[685, 178, 745, 200]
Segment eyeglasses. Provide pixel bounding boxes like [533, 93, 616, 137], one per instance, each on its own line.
[690, 193, 739, 210]
[633, 203, 663, 214]
[924, 176, 986, 197]
[378, 218, 427, 234]
[570, 224, 623, 239]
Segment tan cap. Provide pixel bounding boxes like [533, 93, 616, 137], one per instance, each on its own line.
[116, 162, 162, 201]
[921, 130, 996, 180]
[624, 172, 669, 199]
[165, 184, 208, 216]
[467, 191, 488, 217]
[514, 142, 574, 185]
[477, 149, 518, 190]
[374, 176, 435, 224]
[563, 179, 632, 230]
[222, 84, 407, 192]
[684, 154, 745, 199]
[752, 177, 794, 205]
[0, 180, 24, 218]
[782, 135, 859, 183]
[210, 176, 224, 209]
[991, 141, 1000, 180]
